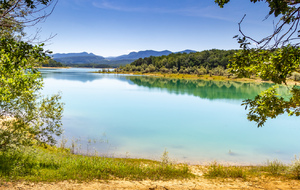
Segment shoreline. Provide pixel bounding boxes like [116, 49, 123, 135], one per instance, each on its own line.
[2, 162, 300, 189]
[96, 71, 300, 86]
[40, 67, 300, 86]
[38, 67, 71, 69]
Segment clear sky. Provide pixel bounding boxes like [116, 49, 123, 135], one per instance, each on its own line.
[25, 0, 276, 57]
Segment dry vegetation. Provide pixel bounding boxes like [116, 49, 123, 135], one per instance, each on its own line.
[99, 70, 300, 86]
[2, 165, 300, 190]
[1, 145, 300, 190]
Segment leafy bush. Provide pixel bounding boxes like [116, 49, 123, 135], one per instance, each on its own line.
[0, 148, 39, 178]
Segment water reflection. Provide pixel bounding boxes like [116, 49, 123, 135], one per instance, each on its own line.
[126, 76, 290, 100]
[40, 68, 290, 101]
[40, 68, 104, 82]
[40, 68, 133, 84]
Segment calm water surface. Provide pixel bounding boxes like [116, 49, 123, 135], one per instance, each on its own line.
[40, 68, 300, 165]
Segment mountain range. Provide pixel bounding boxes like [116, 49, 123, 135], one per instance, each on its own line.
[107, 49, 196, 60]
[51, 49, 196, 65]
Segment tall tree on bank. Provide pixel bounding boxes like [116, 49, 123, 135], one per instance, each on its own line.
[215, 0, 300, 127]
[0, 0, 63, 150]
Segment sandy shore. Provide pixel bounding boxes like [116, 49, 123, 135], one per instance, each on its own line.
[1, 166, 300, 190]
[101, 71, 300, 86]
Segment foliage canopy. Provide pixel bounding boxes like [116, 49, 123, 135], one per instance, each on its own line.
[0, 0, 63, 150]
[0, 0, 56, 28]
[215, 0, 300, 127]
[119, 49, 237, 76]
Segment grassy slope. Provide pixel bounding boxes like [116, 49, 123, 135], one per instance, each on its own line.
[1, 145, 300, 183]
[0, 145, 193, 182]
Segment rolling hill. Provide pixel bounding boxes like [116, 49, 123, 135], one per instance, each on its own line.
[51, 50, 196, 66]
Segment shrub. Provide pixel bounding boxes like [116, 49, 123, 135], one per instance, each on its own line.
[160, 67, 169, 73]
[143, 68, 150, 73]
[204, 161, 245, 179]
[264, 159, 286, 175]
[161, 149, 170, 167]
[148, 64, 156, 72]
[171, 66, 178, 73]
[195, 66, 207, 75]
[211, 66, 225, 76]
[186, 67, 195, 74]
[0, 148, 39, 178]
[135, 66, 142, 72]
[289, 156, 300, 179]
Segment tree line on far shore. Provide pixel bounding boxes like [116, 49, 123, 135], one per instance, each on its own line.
[113, 49, 300, 80]
[117, 49, 238, 76]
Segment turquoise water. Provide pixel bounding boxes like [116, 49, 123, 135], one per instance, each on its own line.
[40, 68, 300, 165]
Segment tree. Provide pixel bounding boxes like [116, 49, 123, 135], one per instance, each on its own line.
[0, 0, 57, 28]
[43, 59, 64, 67]
[0, 0, 57, 42]
[215, 0, 300, 127]
[0, 0, 63, 150]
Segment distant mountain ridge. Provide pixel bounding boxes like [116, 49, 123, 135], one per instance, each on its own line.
[51, 49, 196, 65]
[109, 50, 172, 60]
[52, 52, 103, 59]
[108, 49, 196, 60]
[52, 52, 106, 64]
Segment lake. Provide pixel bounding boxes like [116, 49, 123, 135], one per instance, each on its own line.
[40, 68, 300, 165]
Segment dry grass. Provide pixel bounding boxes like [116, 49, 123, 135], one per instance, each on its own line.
[98, 71, 300, 85]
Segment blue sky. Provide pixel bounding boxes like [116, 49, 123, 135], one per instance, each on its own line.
[26, 0, 276, 57]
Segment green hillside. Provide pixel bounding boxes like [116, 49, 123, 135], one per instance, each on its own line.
[119, 49, 238, 74]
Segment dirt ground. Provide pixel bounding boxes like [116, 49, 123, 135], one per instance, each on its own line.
[1, 166, 300, 190]
[2, 178, 300, 190]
